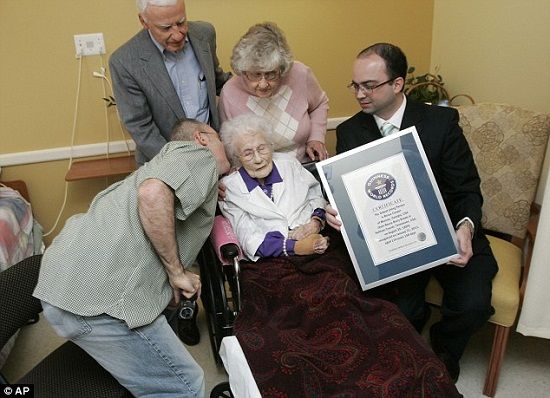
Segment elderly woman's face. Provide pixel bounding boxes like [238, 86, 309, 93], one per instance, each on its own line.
[236, 132, 273, 180]
[242, 70, 281, 98]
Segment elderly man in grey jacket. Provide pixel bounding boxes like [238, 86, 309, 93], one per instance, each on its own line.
[110, 0, 230, 165]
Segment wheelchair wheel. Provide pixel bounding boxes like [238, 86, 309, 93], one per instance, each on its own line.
[210, 382, 233, 398]
[198, 239, 234, 365]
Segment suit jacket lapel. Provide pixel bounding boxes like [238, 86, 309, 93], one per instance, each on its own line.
[187, 24, 217, 120]
[188, 26, 212, 82]
[401, 100, 425, 133]
[137, 30, 185, 119]
[356, 112, 383, 146]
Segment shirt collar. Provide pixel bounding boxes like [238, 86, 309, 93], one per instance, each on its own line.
[239, 162, 283, 192]
[147, 30, 189, 56]
[374, 93, 407, 130]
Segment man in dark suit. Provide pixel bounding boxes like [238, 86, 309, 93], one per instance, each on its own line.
[110, 0, 230, 165]
[334, 43, 498, 382]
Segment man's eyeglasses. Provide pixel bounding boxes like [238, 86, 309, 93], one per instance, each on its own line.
[347, 78, 396, 95]
[239, 144, 272, 161]
[243, 70, 280, 82]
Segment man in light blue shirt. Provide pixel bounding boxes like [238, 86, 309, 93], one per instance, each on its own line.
[110, 0, 230, 165]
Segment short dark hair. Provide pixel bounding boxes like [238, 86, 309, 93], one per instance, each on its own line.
[357, 43, 408, 82]
[170, 118, 202, 141]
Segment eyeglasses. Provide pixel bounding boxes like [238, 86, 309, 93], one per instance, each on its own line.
[243, 70, 280, 82]
[347, 78, 396, 95]
[239, 144, 272, 161]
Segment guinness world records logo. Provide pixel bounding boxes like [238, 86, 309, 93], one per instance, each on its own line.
[365, 173, 397, 200]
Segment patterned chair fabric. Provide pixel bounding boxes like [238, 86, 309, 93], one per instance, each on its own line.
[457, 103, 550, 238]
[425, 103, 550, 397]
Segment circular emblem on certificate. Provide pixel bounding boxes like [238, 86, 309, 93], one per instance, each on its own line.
[365, 173, 397, 200]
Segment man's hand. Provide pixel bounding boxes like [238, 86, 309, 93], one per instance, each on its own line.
[218, 181, 227, 201]
[325, 205, 342, 231]
[306, 140, 329, 161]
[168, 268, 202, 304]
[449, 223, 473, 267]
[137, 179, 201, 301]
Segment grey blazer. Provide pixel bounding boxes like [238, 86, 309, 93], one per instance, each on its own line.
[109, 21, 230, 165]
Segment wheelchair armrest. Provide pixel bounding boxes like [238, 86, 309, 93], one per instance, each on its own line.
[210, 215, 243, 265]
[210, 215, 244, 313]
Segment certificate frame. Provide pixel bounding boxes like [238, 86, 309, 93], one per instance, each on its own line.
[317, 127, 458, 290]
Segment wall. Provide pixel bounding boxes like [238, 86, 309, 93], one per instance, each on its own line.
[0, 0, 434, 244]
[431, 0, 550, 202]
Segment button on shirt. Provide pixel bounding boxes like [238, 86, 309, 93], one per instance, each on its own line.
[34, 142, 219, 328]
[152, 33, 209, 124]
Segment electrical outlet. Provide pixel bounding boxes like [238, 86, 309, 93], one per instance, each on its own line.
[74, 33, 105, 57]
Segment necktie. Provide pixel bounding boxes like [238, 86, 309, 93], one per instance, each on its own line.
[381, 122, 398, 137]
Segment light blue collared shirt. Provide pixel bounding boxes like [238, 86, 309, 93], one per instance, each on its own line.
[149, 31, 209, 124]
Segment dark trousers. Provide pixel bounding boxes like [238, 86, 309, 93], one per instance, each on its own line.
[370, 239, 498, 362]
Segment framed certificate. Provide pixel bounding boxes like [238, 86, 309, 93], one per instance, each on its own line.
[317, 127, 458, 290]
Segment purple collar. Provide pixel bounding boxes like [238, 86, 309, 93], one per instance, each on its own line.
[239, 163, 283, 193]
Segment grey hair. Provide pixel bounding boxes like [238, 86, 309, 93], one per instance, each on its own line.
[230, 22, 294, 77]
[136, 0, 179, 14]
[220, 114, 274, 167]
[170, 118, 202, 141]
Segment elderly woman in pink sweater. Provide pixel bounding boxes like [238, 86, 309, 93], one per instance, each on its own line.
[219, 22, 329, 163]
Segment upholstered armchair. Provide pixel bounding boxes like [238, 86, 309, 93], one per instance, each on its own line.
[425, 103, 550, 397]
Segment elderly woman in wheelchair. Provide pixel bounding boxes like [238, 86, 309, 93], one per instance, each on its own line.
[209, 113, 461, 397]
[219, 113, 329, 261]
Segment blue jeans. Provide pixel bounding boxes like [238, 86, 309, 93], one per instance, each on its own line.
[41, 301, 205, 397]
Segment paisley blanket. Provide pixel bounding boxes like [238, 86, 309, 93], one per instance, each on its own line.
[234, 231, 461, 398]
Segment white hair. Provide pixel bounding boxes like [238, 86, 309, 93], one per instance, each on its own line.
[220, 114, 275, 167]
[230, 22, 294, 77]
[136, 0, 179, 14]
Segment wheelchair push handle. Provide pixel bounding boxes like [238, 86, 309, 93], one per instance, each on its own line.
[221, 243, 240, 262]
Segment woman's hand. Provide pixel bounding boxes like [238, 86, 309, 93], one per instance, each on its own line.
[288, 218, 322, 240]
[294, 234, 330, 255]
[306, 140, 329, 161]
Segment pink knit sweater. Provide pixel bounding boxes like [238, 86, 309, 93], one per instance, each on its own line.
[219, 61, 329, 162]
